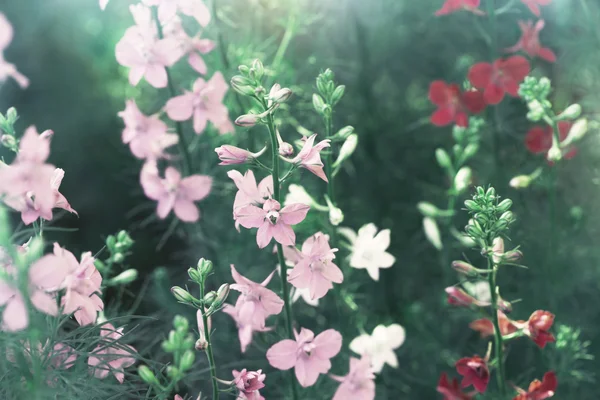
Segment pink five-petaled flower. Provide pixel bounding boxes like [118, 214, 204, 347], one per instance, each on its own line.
[160, 15, 215, 74]
[468, 56, 531, 105]
[236, 199, 309, 248]
[506, 20, 556, 63]
[215, 145, 266, 166]
[428, 81, 486, 127]
[88, 323, 137, 383]
[520, 0, 552, 17]
[165, 72, 233, 135]
[228, 170, 273, 218]
[0, 13, 29, 88]
[119, 99, 178, 160]
[142, 0, 211, 27]
[437, 372, 475, 400]
[267, 327, 342, 387]
[140, 162, 212, 223]
[223, 301, 273, 353]
[513, 371, 557, 400]
[288, 232, 343, 300]
[115, 4, 182, 88]
[285, 134, 331, 182]
[331, 356, 376, 400]
[232, 369, 266, 400]
[525, 122, 576, 162]
[455, 355, 490, 393]
[434, 0, 484, 16]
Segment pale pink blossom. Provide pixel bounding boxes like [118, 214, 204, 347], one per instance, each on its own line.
[288, 232, 343, 300]
[161, 15, 215, 74]
[230, 264, 283, 326]
[266, 327, 342, 387]
[215, 145, 266, 166]
[140, 162, 212, 222]
[285, 134, 330, 182]
[232, 369, 266, 400]
[0, 13, 29, 88]
[115, 4, 182, 88]
[142, 0, 211, 26]
[164, 72, 233, 135]
[236, 199, 309, 248]
[223, 302, 272, 353]
[88, 323, 137, 383]
[349, 324, 406, 373]
[119, 100, 178, 160]
[331, 356, 376, 400]
[227, 170, 273, 218]
[99, 0, 110, 10]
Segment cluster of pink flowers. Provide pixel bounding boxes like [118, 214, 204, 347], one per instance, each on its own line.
[0, 12, 28, 88]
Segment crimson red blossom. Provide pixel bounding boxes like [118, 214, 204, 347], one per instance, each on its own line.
[468, 56, 531, 105]
[524, 310, 556, 348]
[525, 122, 576, 162]
[469, 310, 520, 338]
[455, 355, 490, 393]
[436, 372, 475, 400]
[506, 20, 556, 63]
[513, 371, 557, 400]
[520, 0, 552, 17]
[429, 81, 485, 127]
[434, 0, 484, 16]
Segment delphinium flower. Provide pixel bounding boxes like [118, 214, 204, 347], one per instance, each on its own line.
[349, 324, 405, 373]
[330, 356, 375, 400]
[228, 170, 273, 218]
[525, 122, 576, 162]
[434, 0, 484, 16]
[338, 223, 395, 281]
[468, 56, 531, 104]
[505, 20, 556, 63]
[428, 81, 485, 127]
[140, 161, 212, 222]
[470, 310, 519, 337]
[515, 310, 556, 348]
[437, 372, 475, 400]
[512, 371, 557, 400]
[88, 323, 137, 383]
[282, 134, 330, 182]
[215, 145, 267, 166]
[119, 99, 178, 160]
[142, 0, 211, 26]
[287, 232, 343, 300]
[231, 369, 266, 400]
[161, 15, 215, 74]
[455, 355, 490, 393]
[165, 73, 234, 134]
[266, 327, 342, 387]
[520, 0, 552, 17]
[0, 13, 28, 88]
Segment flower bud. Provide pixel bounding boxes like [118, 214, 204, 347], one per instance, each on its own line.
[1, 134, 16, 149]
[463, 143, 479, 160]
[180, 350, 195, 371]
[417, 202, 441, 218]
[331, 85, 345, 105]
[173, 315, 189, 331]
[279, 142, 294, 157]
[423, 217, 442, 250]
[238, 65, 250, 75]
[503, 250, 523, 262]
[203, 291, 217, 305]
[332, 126, 354, 141]
[333, 134, 358, 168]
[188, 267, 201, 283]
[451, 260, 479, 276]
[138, 365, 159, 385]
[231, 79, 256, 97]
[94, 259, 107, 272]
[562, 118, 588, 147]
[112, 252, 124, 263]
[6, 107, 17, 123]
[235, 114, 261, 127]
[312, 94, 326, 114]
[215, 144, 267, 165]
[497, 296, 513, 314]
[435, 148, 452, 172]
[251, 59, 264, 80]
[269, 84, 293, 104]
[499, 211, 514, 223]
[166, 366, 181, 380]
[195, 338, 208, 351]
[198, 258, 213, 276]
[215, 283, 230, 305]
[496, 199, 512, 213]
[325, 195, 344, 226]
[172, 287, 196, 305]
[547, 145, 562, 162]
[558, 104, 582, 120]
[108, 269, 138, 285]
[454, 167, 472, 193]
[446, 286, 488, 307]
[464, 200, 480, 212]
[284, 184, 320, 208]
[491, 237, 504, 264]
[509, 175, 531, 189]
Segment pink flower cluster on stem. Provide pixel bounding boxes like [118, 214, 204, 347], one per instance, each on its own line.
[0, 13, 28, 88]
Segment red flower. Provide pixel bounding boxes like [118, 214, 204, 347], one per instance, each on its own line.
[429, 81, 486, 127]
[525, 310, 556, 348]
[445, 286, 490, 307]
[525, 122, 577, 161]
[434, 0, 484, 16]
[520, 0, 552, 17]
[506, 20, 556, 63]
[468, 56, 531, 105]
[469, 310, 520, 338]
[437, 372, 475, 400]
[513, 371, 558, 400]
[455, 355, 490, 393]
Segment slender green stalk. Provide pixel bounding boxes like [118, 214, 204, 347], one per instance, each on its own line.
[199, 282, 220, 400]
[323, 114, 338, 247]
[486, 255, 506, 395]
[271, 15, 296, 77]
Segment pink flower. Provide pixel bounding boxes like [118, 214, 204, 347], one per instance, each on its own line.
[140, 162, 212, 222]
[88, 323, 137, 383]
[437, 372, 475, 400]
[119, 100, 178, 160]
[520, 0, 551, 17]
[142, 0, 211, 27]
[506, 20, 556, 62]
[223, 302, 273, 353]
[228, 170, 273, 218]
[468, 56, 531, 105]
[215, 145, 266, 166]
[266, 327, 342, 387]
[331, 356, 376, 400]
[115, 4, 182, 88]
[428, 81, 486, 127]
[165, 72, 233, 135]
[0, 13, 29, 88]
[513, 371, 557, 400]
[434, 0, 484, 16]
[288, 233, 343, 300]
[236, 199, 310, 248]
[229, 265, 283, 324]
[455, 355, 490, 393]
[161, 15, 215, 74]
[286, 134, 330, 182]
[446, 286, 490, 307]
[232, 369, 266, 400]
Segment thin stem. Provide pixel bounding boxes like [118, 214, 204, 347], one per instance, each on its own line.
[199, 281, 220, 400]
[152, 7, 193, 175]
[487, 256, 506, 394]
[271, 15, 296, 77]
[323, 114, 337, 247]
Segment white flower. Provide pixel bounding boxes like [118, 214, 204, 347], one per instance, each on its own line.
[284, 184, 315, 207]
[291, 286, 319, 307]
[338, 223, 395, 281]
[463, 281, 491, 304]
[349, 324, 405, 373]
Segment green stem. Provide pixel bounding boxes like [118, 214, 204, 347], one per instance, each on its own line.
[487, 255, 506, 394]
[199, 282, 220, 400]
[323, 114, 337, 247]
[271, 15, 296, 77]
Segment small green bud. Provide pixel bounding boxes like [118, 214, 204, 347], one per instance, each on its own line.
[435, 148, 453, 172]
[238, 65, 250, 76]
[166, 366, 180, 380]
[332, 126, 354, 141]
[188, 267, 201, 283]
[203, 291, 217, 305]
[5, 107, 17, 123]
[117, 230, 133, 245]
[197, 258, 213, 277]
[106, 235, 117, 250]
[333, 134, 358, 169]
[496, 199, 512, 213]
[107, 269, 138, 285]
[1, 134, 16, 149]
[94, 259, 107, 272]
[462, 143, 479, 161]
[331, 85, 345, 105]
[558, 104, 582, 120]
[423, 217, 442, 251]
[112, 252, 124, 263]
[215, 283, 230, 305]
[485, 187, 496, 199]
[451, 260, 479, 277]
[454, 167, 472, 193]
[464, 200, 479, 212]
[173, 315, 189, 331]
[138, 365, 159, 385]
[312, 94, 326, 115]
[171, 287, 196, 305]
[251, 59, 264, 80]
[562, 118, 588, 147]
[509, 175, 532, 189]
[180, 350, 195, 371]
[499, 211, 514, 222]
[417, 202, 441, 218]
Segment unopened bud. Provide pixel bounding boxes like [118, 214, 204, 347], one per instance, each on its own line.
[496, 199, 512, 213]
[172, 287, 196, 304]
[499, 211, 514, 223]
[195, 338, 208, 351]
[312, 94, 326, 114]
[231, 78, 256, 97]
[435, 148, 453, 172]
[251, 59, 264, 80]
[333, 134, 358, 168]
[454, 167, 472, 193]
[417, 202, 440, 218]
[445, 286, 489, 307]
[558, 104, 582, 120]
[180, 350, 195, 371]
[235, 113, 261, 127]
[198, 258, 213, 276]
[203, 291, 217, 305]
[215, 283, 230, 305]
[423, 217, 442, 250]
[451, 260, 479, 276]
[112, 252, 124, 263]
[1, 134, 16, 149]
[188, 267, 201, 283]
[503, 250, 523, 262]
[108, 269, 138, 285]
[269, 84, 293, 104]
[547, 145, 562, 162]
[325, 195, 344, 226]
[463, 143, 479, 160]
[238, 65, 250, 76]
[6, 107, 17, 123]
[497, 295, 513, 314]
[510, 175, 531, 189]
[491, 237, 504, 264]
[332, 126, 354, 141]
[173, 315, 189, 331]
[279, 142, 294, 157]
[138, 365, 159, 385]
[562, 118, 588, 147]
[331, 85, 345, 105]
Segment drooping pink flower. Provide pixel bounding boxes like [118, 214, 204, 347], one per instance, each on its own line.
[525, 122, 576, 162]
[0, 13, 29, 88]
[119, 100, 178, 160]
[232, 369, 266, 400]
[506, 20, 556, 62]
[285, 134, 330, 182]
[227, 170, 273, 218]
[513, 371, 557, 400]
[142, 0, 211, 26]
[161, 15, 215, 74]
[165, 72, 233, 135]
[331, 356, 376, 400]
[267, 327, 342, 387]
[288, 233, 343, 300]
[468, 56, 531, 105]
[520, 0, 551, 17]
[88, 323, 137, 383]
[223, 302, 273, 353]
[215, 145, 266, 166]
[140, 162, 212, 222]
[516, 310, 556, 349]
[455, 355, 490, 393]
[236, 199, 309, 248]
[469, 310, 520, 338]
[428, 81, 486, 127]
[437, 372, 475, 400]
[434, 0, 484, 16]
[115, 4, 182, 88]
